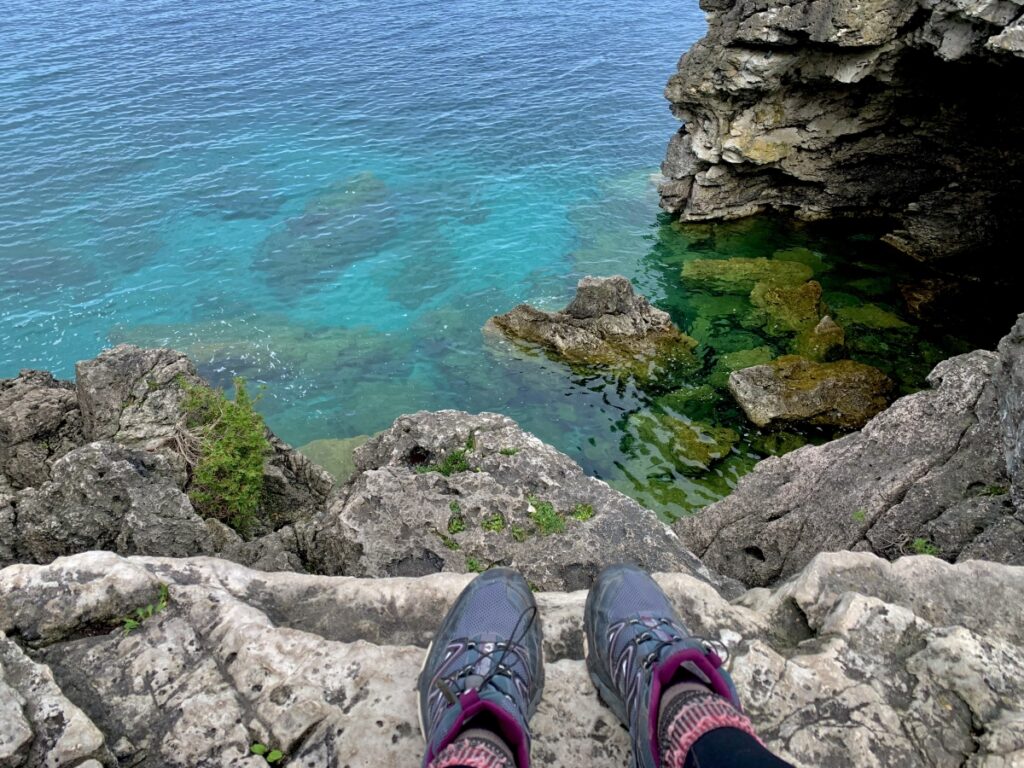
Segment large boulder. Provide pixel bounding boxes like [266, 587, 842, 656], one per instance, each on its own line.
[0, 550, 1021, 766]
[301, 410, 736, 594]
[0, 370, 83, 490]
[485, 276, 697, 379]
[997, 315, 1024, 510]
[679, 348, 1021, 586]
[728, 355, 894, 429]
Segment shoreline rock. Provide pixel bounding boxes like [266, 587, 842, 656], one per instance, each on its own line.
[485, 275, 697, 379]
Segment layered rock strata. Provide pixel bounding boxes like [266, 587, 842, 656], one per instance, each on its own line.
[1, 550, 1021, 767]
[678, 316, 1024, 586]
[659, 0, 1024, 266]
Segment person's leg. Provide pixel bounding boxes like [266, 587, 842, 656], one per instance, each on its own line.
[584, 564, 793, 768]
[418, 568, 544, 768]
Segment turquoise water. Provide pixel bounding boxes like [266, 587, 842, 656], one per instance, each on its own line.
[0, 1, 986, 518]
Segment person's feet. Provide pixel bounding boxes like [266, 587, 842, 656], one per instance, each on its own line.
[584, 563, 743, 768]
[418, 567, 544, 768]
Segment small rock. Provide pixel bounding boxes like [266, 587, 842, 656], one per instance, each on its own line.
[749, 279, 824, 334]
[485, 276, 697, 379]
[625, 412, 739, 474]
[728, 355, 893, 429]
[792, 315, 847, 361]
[681, 258, 814, 292]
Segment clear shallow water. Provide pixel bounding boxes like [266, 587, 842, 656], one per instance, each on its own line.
[0, 0, 985, 519]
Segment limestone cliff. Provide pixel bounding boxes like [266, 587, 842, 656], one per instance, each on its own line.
[659, 0, 1024, 266]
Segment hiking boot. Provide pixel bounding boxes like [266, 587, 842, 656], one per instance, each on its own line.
[418, 567, 544, 768]
[584, 563, 741, 768]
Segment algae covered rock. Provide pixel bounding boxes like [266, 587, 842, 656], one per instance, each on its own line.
[835, 303, 912, 330]
[749, 279, 824, 334]
[710, 346, 776, 388]
[485, 276, 697, 379]
[298, 435, 370, 484]
[728, 355, 893, 429]
[681, 258, 813, 292]
[792, 315, 847, 361]
[624, 411, 739, 475]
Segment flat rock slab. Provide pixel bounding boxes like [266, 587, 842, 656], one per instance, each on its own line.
[1, 550, 1022, 767]
[728, 355, 893, 429]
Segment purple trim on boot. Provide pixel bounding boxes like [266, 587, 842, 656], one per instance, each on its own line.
[646, 647, 736, 766]
[423, 689, 529, 768]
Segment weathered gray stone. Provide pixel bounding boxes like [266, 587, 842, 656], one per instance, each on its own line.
[1, 550, 1021, 767]
[0, 370, 83, 490]
[302, 410, 737, 594]
[659, 0, 1024, 264]
[485, 276, 697, 378]
[727, 355, 893, 429]
[680, 349, 1021, 585]
[997, 314, 1024, 510]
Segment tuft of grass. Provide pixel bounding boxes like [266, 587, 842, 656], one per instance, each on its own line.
[251, 743, 285, 764]
[510, 524, 527, 543]
[449, 500, 461, 514]
[482, 513, 506, 533]
[980, 485, 1009, 496]
[852, 509, 867, 523]
[466, 557, 485, 573]
[571, 503, 595, 521]
[447, 514, 466, 534]
[910, 537, 940, 556]
[499, 447, 519, 456]
[120, 584, 170, 635]
[182, 377, 270, 535]
[528, 495, 565, 536]
[440, 534, 460, 550]
[416, 449, 472, 477]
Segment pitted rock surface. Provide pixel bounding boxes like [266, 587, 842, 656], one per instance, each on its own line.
[302, 410, 735, 594]
[0, 550, 1021, 767]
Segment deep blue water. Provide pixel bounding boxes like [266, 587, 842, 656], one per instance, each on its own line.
[0, 1, 972, 518]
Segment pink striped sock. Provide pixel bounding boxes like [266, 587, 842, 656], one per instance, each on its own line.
[660, 690, 762, 768]
[428, 736, 516, 768]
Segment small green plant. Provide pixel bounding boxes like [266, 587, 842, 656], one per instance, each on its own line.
[464, 432, 476, 451]
[571, 503, 595, 521]
[510, 524, 527, 543]
[910, 537, 940, 556]
[121, 584, 169, 635]
[527, 495, 565, 536]
[852, 509, 867, 523]
[182, 377, 270, 535]
[499, 447, 519, 456]
[466, 557, 485, 573]
[250, 743, 285, 764]
[447, 514, 466, 534]
[481, 513, 506, 533]
[980, 485, 1009, 496]
[440, 535, 460, 550]
[416, 449, 472, 477]
[449, 500, 461, 514]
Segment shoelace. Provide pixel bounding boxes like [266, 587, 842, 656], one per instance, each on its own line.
[433, 605, 538, 713]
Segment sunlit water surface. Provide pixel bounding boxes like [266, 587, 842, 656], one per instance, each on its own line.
[0, 0, 985, 518]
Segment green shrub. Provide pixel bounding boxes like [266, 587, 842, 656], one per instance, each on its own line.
[528, 495, 565, 535]
[182, 377, 270, 535]
[120, 584, 169, 635]
[447, 514, 466, 534]
[910, 537, 940, 556]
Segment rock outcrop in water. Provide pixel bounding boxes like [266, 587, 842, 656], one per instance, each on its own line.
[678, 316, 1024, 586]
[658, 0, 1024, 267]
[2, 549, 1022, 766]
[485, 275, 697, 379]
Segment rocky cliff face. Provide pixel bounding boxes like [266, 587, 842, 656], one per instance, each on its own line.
[659, 0, 1024, 268]
[2, 550, 1022, 767]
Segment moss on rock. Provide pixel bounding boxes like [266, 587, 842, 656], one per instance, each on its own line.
[749, 280, 824, 335]
[682, 257, 814, 292]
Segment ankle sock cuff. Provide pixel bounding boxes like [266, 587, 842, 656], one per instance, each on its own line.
[659, 690, 761, 768]
[428, 736, 516, 768]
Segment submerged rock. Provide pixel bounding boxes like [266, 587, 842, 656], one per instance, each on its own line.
[1, 550, 1022, 766]
[682, 258, 813, 292]
[485, 276, 697, 378]
[728, 355, 893, 429]
[748, 279, 824, 334]
[792, 315, 847, 361]
[709, 346, 776, 388]
[680, 342, 1022, 586]
[297, 435, 371, 484]
[301, 410, 735, 594]
[625, 411, 739, 475]
[834, 303, 912, 331]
